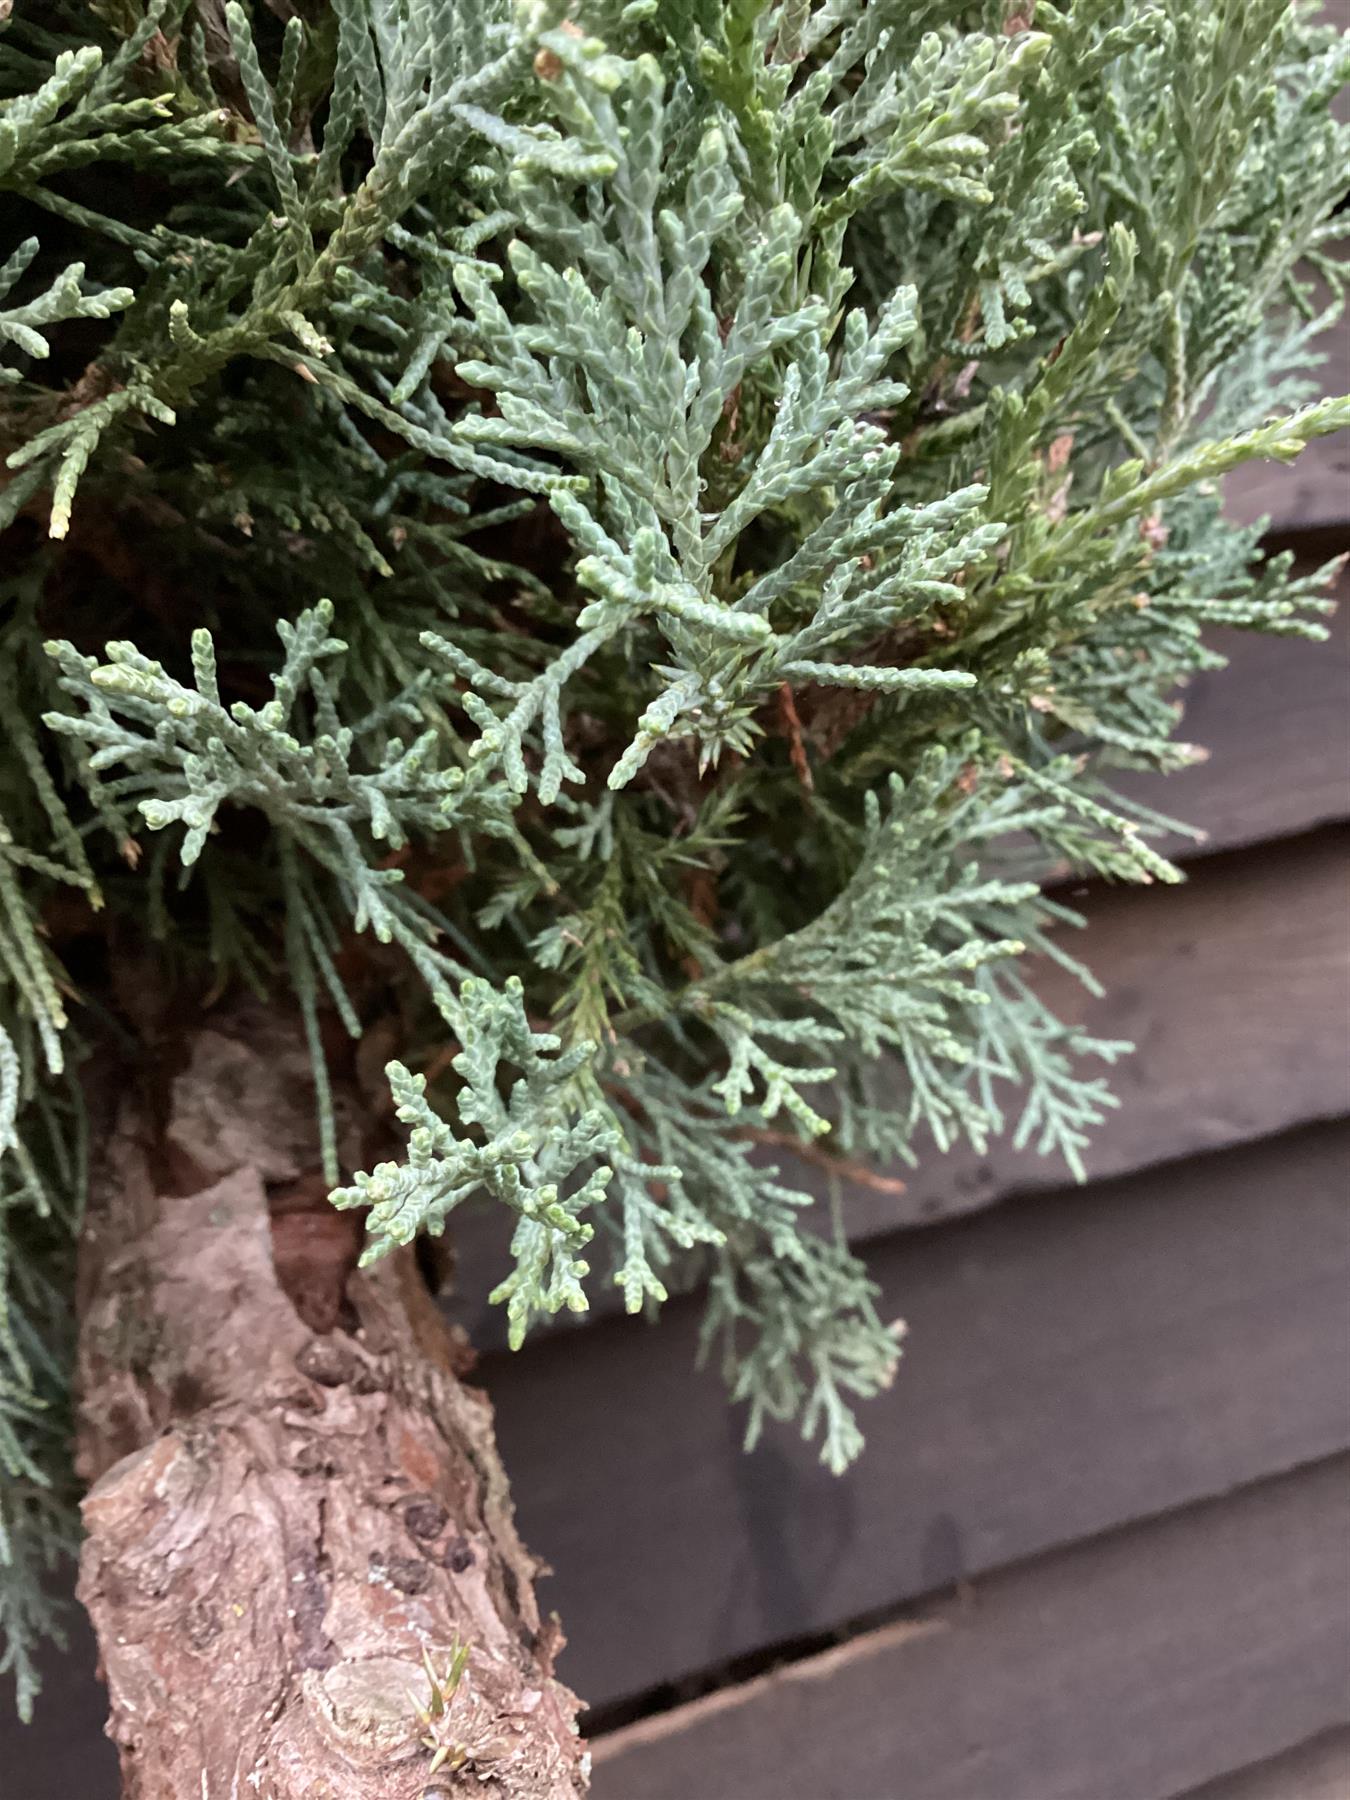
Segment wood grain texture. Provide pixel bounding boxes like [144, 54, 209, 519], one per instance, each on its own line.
[484, 1122, 1350, 1710]
[1181, 1730, 1350, 1800]
[449, 824, 1350, 1343]
[591, 1457, 1350, 1800]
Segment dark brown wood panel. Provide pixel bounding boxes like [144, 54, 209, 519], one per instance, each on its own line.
[831, 825, 1350, 1243]
[485, 1122, 1350, 1710]
[1226, 303, 1350, 534]
[1227, 410, 1350, 534]
[591, 1457, 1350, 1800]
[1181, 1729, 1350, 1800]
[449, 825, 1350, 1340]
[1115, 567, 1349, 860]
[2, 1617, 117, 1799]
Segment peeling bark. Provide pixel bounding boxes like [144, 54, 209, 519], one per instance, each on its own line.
[75, 1013, 588, 1800]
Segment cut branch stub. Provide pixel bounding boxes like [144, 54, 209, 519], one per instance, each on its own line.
[75, 1015, 588, 1800]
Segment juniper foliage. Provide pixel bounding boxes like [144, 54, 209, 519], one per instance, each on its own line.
[0, 0, 1346, 1717]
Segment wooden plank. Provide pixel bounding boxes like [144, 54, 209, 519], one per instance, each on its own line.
[14, 855, 1349, 1800]
[1114, 562, 1350, 861]
[590, 1456, 1350, 1800]
[486, 1121, 1350, 1711]
[448, 825, 1350, 1339]
[1224, 202, 1348, 540]
[1224, 292, 1349, 536]
[16, 633, 1347, 1800]
[1, 1617, 118, 1799]
[1180, 1730, 1350, 1800]
[830, 825, 1350, 1242]
[1229, 424, 1350, 536]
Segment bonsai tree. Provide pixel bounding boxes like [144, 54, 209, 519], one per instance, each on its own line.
[1, 0, 1345, 1792]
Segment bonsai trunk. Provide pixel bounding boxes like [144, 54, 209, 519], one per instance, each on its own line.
[73, 1008, 587, 1799]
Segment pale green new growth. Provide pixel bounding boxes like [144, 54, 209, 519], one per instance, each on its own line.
[332, 976, 616, 1348]
[0, 0, 1346, 1714]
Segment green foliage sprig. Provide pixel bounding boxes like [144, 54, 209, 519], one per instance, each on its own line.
[332, 976, 616, 1349]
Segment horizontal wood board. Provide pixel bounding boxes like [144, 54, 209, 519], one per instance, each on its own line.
[819, 823, 1350, 1241]
[1182, 1729, 1350, 1800]
[592, 1456, 1350, 1800]
[1226, 405, 1350, 534]
[485, 1120, 1350, 1710]
[1225, 307, 1349, 534]
[2, 1617, 117, 1799]
[1113, 560, 1349, 859]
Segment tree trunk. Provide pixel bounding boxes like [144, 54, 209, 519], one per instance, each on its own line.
[74, 1008, 588, 1799]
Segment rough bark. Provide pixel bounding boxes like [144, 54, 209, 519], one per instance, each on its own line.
[74, 1009, 588, 1800]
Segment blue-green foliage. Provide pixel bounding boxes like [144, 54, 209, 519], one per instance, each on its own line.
[0, 0, 1347, 1714]
[331, 976, 618, 1351]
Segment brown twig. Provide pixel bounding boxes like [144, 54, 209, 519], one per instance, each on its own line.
[777, 681, 815, 794]
[735, 1125, 908, 1196]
